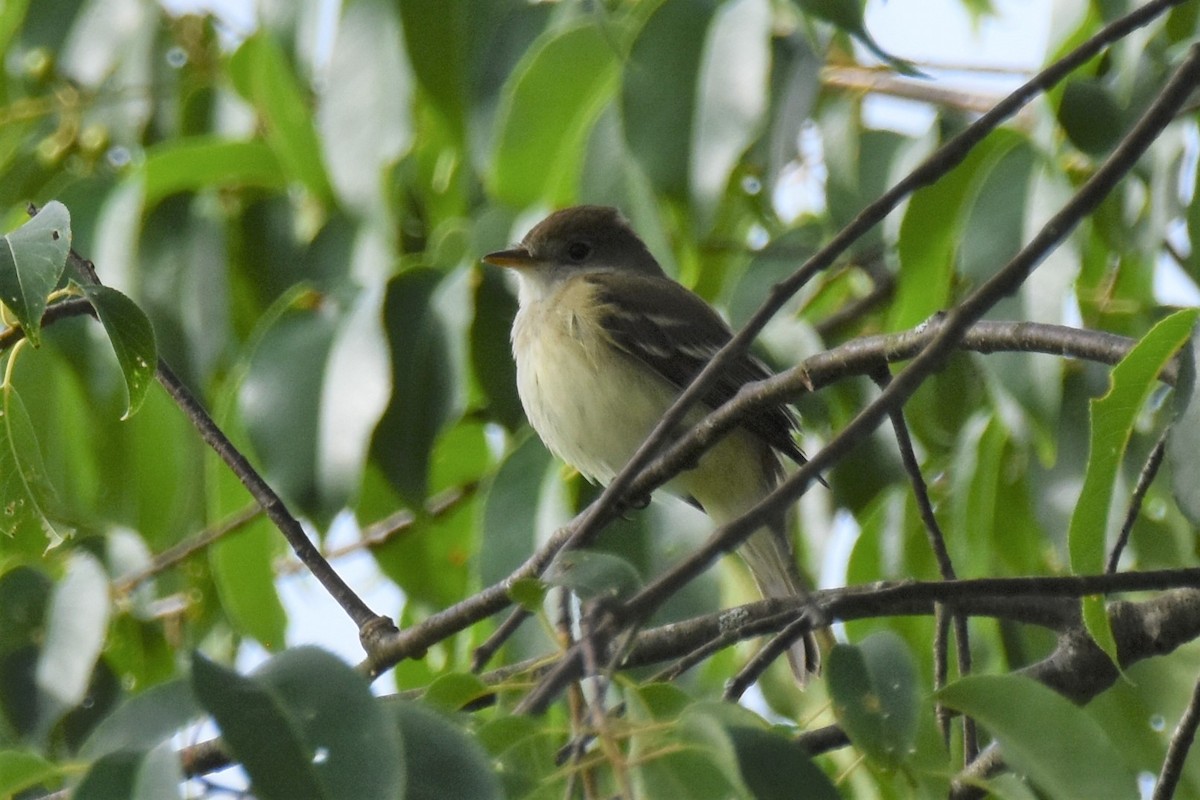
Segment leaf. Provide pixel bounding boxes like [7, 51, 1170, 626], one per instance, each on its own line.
[727, 726, 839, 800]
[79, 679, 201, 760]
[939, 675, 1137, 800]
[0, 750, 59, 797]
[79, 284, 157, 419]
[544, 549, 643, 603]
[0, 201, 70, 347]
[397, 0, 471, 137]
[622, 0, 717, 199]
[1168, 323, 1200, 525]
[227, 34, 333, 200]
[488, 22, 621, 206]
[469, 265, 523, 430]
[142, 138, 287, 208]
[827, 632, 919, 769]
[209, 521, 287, 651]
[423, 672, 492, 712]
[1057, 77, 1123, 155]
[35, 551, 110, 713]
[0, 386, 72, 545]
[370, 269, 457, 504]
[479, 435, 552, 588]
[193, 648, 404, 800]
[691, 0, 771, 228]
[388, 699, 502, 800]
[318, 0, 412, 213]
[792, 0, 922, 76]
[1070, 309, 1198, 576]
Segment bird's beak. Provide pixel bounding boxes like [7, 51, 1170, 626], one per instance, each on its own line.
[483, 246, 536, 269]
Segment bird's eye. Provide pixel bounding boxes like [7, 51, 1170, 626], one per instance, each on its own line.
[566, 241, 591, 262]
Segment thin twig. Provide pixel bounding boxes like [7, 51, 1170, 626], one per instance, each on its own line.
[1151, 671, 1200, 800]
[1106, 431, 1168, 574]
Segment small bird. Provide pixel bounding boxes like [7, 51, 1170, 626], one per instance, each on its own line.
[484, 205, 819, 682]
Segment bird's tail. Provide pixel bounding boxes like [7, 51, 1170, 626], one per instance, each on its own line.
[738, 526, 822, 685]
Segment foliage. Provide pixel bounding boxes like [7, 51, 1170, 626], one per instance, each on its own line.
[1, 1, 1199, 798]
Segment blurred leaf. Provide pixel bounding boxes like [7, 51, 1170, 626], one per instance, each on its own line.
[210, 521, 287, 651]
[727, 725, 839, 800]
[0, 386, 72, 545]
[545, 548, 642, 602]
[78, 284, 156, 419]
[227, 34, 333, 201]
[1168, 323, 1200, 525]
[80, 678, 200, 759]
[318, 0, 412, 214]
[398, 0, 471, 137]
[388, 699, 501, 800]
[507, 577, 548, 612]
[691, 0, 771, 227]
[35, 550, 110, 715]
[0, 200, 70, 347]
[74, 750, 140, 800]
[632, 704, 745, 799]
[827, 632, 919, 769]
[0, 567, 49, 651]
[423, 672, 491, 712]
[793, 0, 922, 75]
[0, 749, 59, 797]
[191, 652, 322, 800]
[371, 269, 457, 504]
[469, 265, 523, 429]
[622, 0, 716, 198]
[193, 648, 403, 800]
[489, 22, 621, 206]
[142, 138, 287, 209]
[939, 675, 1137, 799]
[1058, 78, 1123, 155]
[1070, 309, 1197, 575]
[479, 435, 552, 588]
[891, 130, 1020, 331]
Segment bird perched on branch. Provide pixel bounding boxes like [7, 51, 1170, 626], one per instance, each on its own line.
[484, 205, 819, 683]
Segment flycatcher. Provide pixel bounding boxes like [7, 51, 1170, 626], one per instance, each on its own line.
[484, 205, 819, 682]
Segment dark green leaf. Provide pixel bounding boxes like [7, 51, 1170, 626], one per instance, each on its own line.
[190, 652, 326, 800]
[827, 632, 919, 769]
[74, 751, 140, 800]
[255, 647, 405, 800]
[0, 200, 70, 347]
[1058, 78, 1123, 155]
[480, 435, 552, 588]
[371, 269, 457, 504]
[727, 726, 839, 800]
[389, 699, 502, 800]
[470, 265, 523, 430]
[939, 675, 1137, 799]
[793, 0, 922, 75]
[489, 23, 621, 206]
[79, 284, 156, 419]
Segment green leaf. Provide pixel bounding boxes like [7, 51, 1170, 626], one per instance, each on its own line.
[423, 672, 492, 712]
[1070, 309, 1198, 575]
[193, 648, 404, 800]
[1057, 78, 1123, 155]
[74, 751, 141, 800]
[35, 550, 110, 713]
[727, 726, 839, 800]
[827, 632, 920, 769]
[793, 0, 921, 75]
[480, 435, 552, 588]
[79, 284, 157, 419]
[890, 130, 1020, 331]
[371, 269, 457, 504]
[623, 0, 717, 199]
[80, 679, 200, 760]
[691, 0, 771, 227]
[0, 201, 70, 347]
[142, 138, 287, 208]
[0, 386, 72, 545]
[0, 750, 59, 797]
[227, 34, 333, 200]
[398, 0, 470, 136]
[1168, 324, 1200, 525]
[489, 22, 621, 206]
[388, 699, 502, 800]
[209, 521, 287, 651]
[470, 265, 523, 430]
[939, 675, 1137, 799]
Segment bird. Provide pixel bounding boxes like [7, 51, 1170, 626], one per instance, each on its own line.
[483, 205, 819, 683]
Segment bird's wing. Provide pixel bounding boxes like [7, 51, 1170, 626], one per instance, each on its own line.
[585, 271, 805, 463]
